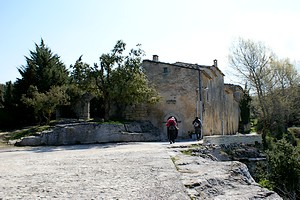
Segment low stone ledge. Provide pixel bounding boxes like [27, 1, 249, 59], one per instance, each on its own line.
[203, 134, 262, 146]
[14, 121, 161, 146]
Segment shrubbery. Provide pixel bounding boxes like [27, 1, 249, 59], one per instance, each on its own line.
[258, 131, 300, 199]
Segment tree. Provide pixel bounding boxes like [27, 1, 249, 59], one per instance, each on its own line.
[11, 39, 70, 125]
[70, 55, 94, 92]
[14, 39, 69, 96]
[110, 45, 159, 116]
[92, 40, 159, 120]
[229, 38, 300, 199]
[229, 38, 300, 132]
[66, 56, 98, 119]
[22, 85, 69, 124]
[266, 138, 300, 199]
[268, 58, 300, 127]
[0, 84, 4, 108]
[92, 41, 124, 120]
[0, 81, 28, 129]
[3, 82, 14, 107]
[229, 37, 274, 120]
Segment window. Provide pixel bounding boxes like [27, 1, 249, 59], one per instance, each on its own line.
[163, 67, 168, 74]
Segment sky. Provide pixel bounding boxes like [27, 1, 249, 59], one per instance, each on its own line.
[1, 0, 300, 84]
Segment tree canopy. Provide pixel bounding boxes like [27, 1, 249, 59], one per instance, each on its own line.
[5, 39, 70, 125]
[229, 38, 300, 131]
[91, 40, 159, 120]
[15, 39, 69, 95]
[229, 37, 300, 199]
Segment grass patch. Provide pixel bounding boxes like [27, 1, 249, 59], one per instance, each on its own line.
[8, 125, 50, 140]
[100, 120, 124, 125]
[170, 156, 180, 170]
[171, 156, 179, 163]
[181, 144, 202, 156]
[181, 149, 194, 156]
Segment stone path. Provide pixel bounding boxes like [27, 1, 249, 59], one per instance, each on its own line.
[0, 142, 190, 200]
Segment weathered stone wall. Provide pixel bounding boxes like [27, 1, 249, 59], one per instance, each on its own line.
[73, 92, 94, 120]
[118, 58, 244, 141]
[14, 121, 161, 146]
[124, 104, 149, 121]
[141, 61, 200, 139]
[201, 67, 225, 136]
[203, 134, 262, 146]
[224, 84, 243, 135]
[137, 59, 243, 139]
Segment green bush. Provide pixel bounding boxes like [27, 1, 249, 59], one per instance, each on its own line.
[265, 138, 300, 199]
[258, 179, 274, 191]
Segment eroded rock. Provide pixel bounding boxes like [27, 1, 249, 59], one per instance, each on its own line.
[169, 144, 282, 199]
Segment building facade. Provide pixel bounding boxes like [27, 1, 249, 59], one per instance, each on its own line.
[126, 56, 243, 140]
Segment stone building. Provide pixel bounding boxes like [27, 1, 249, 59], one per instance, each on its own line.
[127, 55, 243, 140]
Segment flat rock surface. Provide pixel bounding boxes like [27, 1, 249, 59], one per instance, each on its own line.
[0, 142, 189, 200]
[0, 141, 282, 200]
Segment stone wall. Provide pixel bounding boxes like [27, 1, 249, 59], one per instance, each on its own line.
[124, 104, 149, 121]
[136, 59, 243, 139]
[203, 133, 262, 146]
[141, 60, 200, 139]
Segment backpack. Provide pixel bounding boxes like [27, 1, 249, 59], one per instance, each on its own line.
[193, 121, 199, 128]
[169, 125, 176, 131]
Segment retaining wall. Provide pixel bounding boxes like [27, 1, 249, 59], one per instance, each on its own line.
[14, 121, 161, 146]
[203, 133, 262, 146]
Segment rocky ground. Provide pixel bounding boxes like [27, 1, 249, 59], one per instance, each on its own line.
[168, 143, 281, 199]
[0, 140, 282, 199]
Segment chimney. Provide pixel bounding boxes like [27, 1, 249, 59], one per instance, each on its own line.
[153, 55, 159, 62]
[213, 59, 218, 67]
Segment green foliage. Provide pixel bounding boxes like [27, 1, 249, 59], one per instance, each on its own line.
[9, 126, 50, 140]
[230, 38, 300, 198]
[15, 39, 69, 94]
[250, 118, 258, 132]
[110, 47, 159, 109]
[2, 39, 159, 127]
[265, 138, 300, 199]
[91, 40, 127, 120]
[100, 120, 124, 125]
[0, 81, 16, 112]
[0, 81, 33, 129]
[91, 40, 159, 120]
[258, 179, 274, 191]
[240, 89, 251, 123]
[181, 149, 193, 156]
[22, 85, 69, 124]
[288, 127, 300, 146]
[70, 55, 95, 93]
[0, 84, 4, 108]
[3, 39, 70, 127]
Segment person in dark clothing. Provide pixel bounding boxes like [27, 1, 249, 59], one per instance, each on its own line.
[166, 116, 178, 144]
[192, 117, 202, 140]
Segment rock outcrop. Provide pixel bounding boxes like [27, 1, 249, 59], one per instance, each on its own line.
[169, 144, 282, 200]
[13, 121, 161, 146]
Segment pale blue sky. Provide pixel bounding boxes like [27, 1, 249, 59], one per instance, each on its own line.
[1, 0, 299, 84]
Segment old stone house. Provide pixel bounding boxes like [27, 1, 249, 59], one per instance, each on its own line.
[126, 55, 243, 140]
